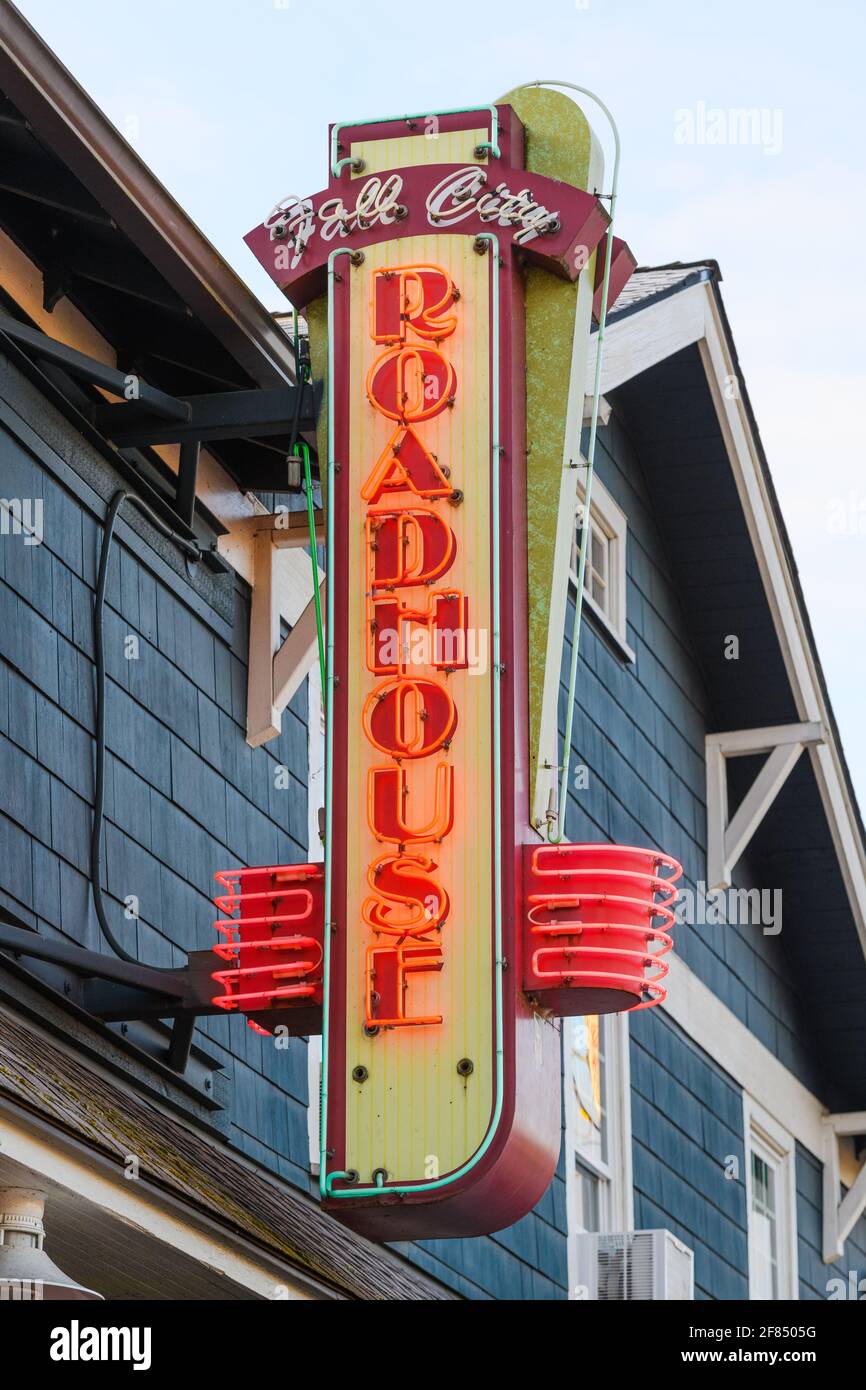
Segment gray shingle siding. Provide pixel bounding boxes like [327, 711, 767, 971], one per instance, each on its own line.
[1, 361, 571, 1300]
[3, 350, 860, 1300]
[0, 366, 314, 1183]
[796, 1144, 866, 1300]
[631, 1009, 748, 1300]
[564, 409, 822, 1100]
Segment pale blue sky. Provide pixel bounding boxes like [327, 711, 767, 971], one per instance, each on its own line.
[15, 0, 866, 804]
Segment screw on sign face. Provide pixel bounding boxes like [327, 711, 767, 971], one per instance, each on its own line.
[235, 96, 677, 1239]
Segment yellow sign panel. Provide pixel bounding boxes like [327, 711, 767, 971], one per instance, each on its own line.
[343, 235, 494, 1182]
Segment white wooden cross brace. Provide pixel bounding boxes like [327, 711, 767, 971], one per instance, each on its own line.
[245, 510, 325, 748]
[705, 722, 825, 890]
[823, 1114, 866, 1262]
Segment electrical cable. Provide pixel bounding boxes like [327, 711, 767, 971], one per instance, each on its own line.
[287, 311, 326, 747]
[286, 307, 309, 464]
[91, 487, 201, 967]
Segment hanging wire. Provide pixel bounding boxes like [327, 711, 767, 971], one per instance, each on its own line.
[91, 489, 201, 967]
[286, 309, 326, 697]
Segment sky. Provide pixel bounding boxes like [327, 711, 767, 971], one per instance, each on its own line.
[14, 0, 866, 805]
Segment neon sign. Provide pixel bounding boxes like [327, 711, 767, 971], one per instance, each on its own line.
[243, 100, 669, 1240]
[263, 165, 568, 275]
[359, 260, 465, 1029]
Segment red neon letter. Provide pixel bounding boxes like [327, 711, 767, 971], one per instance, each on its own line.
[366, 346, 455, 423]
[366, 942, 445, 1028]
[368, 590, 469, 674]
[367, 763, 454, 844]
[361, 852, 449, 936]
[363, 677, 457, 757]
[361, 426, 452, 503]
[371, 265, 458, 344]
[366, 507, 456, 589]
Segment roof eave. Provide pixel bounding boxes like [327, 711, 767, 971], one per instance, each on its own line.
[0, 0, 295, 390]
[596, 265, 866, 971]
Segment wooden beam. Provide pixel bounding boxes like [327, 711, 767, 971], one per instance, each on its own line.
[273, 580, 326, 714]
[246, 529, 280, 747]
[822, 1116, 866, 1262]
[706, 721, 824, 756]
[827, 1112, 866, 1137]
[706, 740, 728, 891]
[823, 1121, 843, 1263]
[705, 723, 826, 889]
[837, 1158, 866, 1250]
[723, 741, 806, 879]
[229, 509, 324, 547]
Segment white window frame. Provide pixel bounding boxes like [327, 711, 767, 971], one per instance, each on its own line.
[565, 1012, 634, 1298]
[744, 1095, 799, 1300]
[572, 470, 634, 663]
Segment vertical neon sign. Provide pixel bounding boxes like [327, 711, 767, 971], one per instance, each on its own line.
[246, 104, 616, 1236]
[362, 262, 466, 1030]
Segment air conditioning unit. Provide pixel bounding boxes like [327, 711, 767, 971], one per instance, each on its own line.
[575, 1229, 694, 1300]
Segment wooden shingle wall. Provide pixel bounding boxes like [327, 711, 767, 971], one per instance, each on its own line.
[0, 355, 313, 1188]
[564, 408, 823, 1096]
[0, 354, 569, 1299]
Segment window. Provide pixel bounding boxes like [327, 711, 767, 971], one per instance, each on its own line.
[565, 1013, 634, 1295]
[574, 1158, 602, 1233]
[580, 515, 611, 613]
[744, 1097, 798, 1299]
[571, 470, 634, 661]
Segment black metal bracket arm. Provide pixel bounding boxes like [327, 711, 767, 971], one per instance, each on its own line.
[0, 312, 190, 422]
[0, 918, 223, 1073]
[0, 311, 322, 521]
[93, 382, 321, 448]
[0, 311, 319, 446]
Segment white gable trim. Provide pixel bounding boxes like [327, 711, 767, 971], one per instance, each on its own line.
[662, 953, 862, 1192]
[590, 277, 866, 969]
[586, 282, 707, 394]
[698, 286, 866, 965]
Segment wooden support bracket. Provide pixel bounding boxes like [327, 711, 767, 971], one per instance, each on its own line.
[245, 510, 324, 748]
[823, 1113, 866, 1262]
[705, 722, 825, 890]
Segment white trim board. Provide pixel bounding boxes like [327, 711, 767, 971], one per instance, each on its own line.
[585, 282, 707, 396]
[698, 285, 866, 963]
[743, 1094, 799, 1299]
[591, 273, 866, 969]
[661, 954, 859, 1186]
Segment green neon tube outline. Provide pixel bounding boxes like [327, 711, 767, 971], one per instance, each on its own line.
[330, 106, 500, 177]
[320, 234, 505, 1202]
[319, 246, 357, 1196]
[503, 80, 620, 844]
